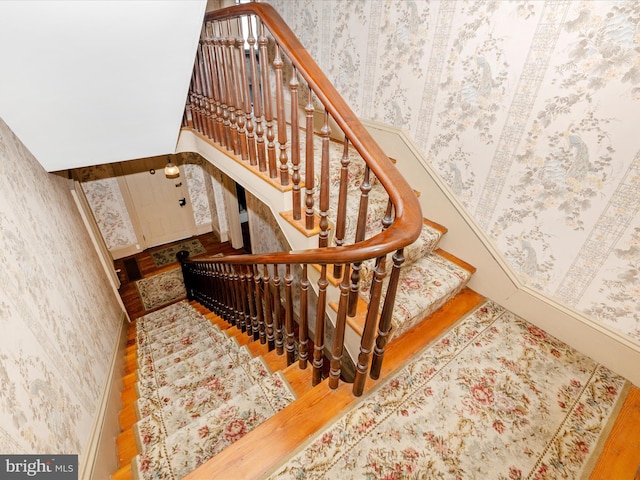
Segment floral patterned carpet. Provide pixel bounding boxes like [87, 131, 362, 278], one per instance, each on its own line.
[130, 301, 297, 480]
[150, 239, 207, 267]
[265, 300, 629, 480]
[135, 268, 186, 311]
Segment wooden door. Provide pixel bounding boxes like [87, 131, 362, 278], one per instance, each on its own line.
[120, 156, 197, 248]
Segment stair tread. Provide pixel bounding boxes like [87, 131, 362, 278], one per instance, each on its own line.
[347, 250, 474, 337]
[133, 356, 274, 453]
[132, 371, 296, 480]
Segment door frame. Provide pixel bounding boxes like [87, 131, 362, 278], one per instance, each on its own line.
[114, 158, 198, 251]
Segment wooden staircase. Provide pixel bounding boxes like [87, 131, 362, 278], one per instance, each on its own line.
[113, 287, 485, 480]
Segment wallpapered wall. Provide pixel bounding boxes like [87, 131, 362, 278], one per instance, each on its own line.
[77, 152, 230, 254]
[266, 0, 640, 344]
[0, 118, 124, 457]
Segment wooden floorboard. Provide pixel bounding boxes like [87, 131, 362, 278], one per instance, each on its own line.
[589, 386, 640, 479]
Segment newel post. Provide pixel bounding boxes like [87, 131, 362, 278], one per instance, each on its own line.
[176, 250, 193, 301]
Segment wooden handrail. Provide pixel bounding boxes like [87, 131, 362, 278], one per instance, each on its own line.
[188, 3, 422, 267]
[181, 3, 423, 397]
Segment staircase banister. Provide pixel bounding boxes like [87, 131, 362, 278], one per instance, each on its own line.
[203, 3, 423, 247]
[181, 226, 414, 267]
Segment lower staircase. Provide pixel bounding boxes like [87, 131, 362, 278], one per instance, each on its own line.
[114, 256, 479, 480]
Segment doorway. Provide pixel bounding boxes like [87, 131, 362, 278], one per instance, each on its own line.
[119, 156, 197, 249]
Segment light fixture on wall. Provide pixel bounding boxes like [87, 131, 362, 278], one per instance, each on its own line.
[164, 156, 180, 178]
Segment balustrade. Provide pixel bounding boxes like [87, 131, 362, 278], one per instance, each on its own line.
[180, 3, 422, 396]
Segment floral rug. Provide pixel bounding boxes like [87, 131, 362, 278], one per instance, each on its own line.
[150, 239, 207, 267]
[265, 300, 629, 480]
[135, 268, 187, 311]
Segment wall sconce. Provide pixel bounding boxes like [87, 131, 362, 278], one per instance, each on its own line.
[164, 156, 180, 178]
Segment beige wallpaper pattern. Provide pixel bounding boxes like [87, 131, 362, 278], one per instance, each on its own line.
[0, 118, 124, 458]
[267, 0, 640, 344]
[78, 153, 226, 255]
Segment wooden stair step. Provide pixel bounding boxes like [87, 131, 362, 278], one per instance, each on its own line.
[435, 247, 476, 274]
[118, 403, 137, 432]
[111, 463, 132, 480]
[116, 428, 137, 468]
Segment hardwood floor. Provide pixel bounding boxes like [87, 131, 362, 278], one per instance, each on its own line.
[114, 231, 245, 321]
[112, 231, 640, 480]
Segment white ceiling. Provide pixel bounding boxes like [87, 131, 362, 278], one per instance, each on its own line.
[0, 0, 207, 172]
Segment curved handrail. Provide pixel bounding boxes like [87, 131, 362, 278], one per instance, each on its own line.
[184, 3, 422, 266]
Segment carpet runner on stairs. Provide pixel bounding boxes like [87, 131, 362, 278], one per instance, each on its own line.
[264, 299, 629, 480]
[129, 301, 297, 480]
[293, 127, 475, 340]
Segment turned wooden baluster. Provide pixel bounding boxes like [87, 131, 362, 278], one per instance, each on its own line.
[193, 44, 207, 137]
[238, 19, 257, 166]
[290, 68, 301, 219]
[197, 39, 214, 140]
[225, 265, 240, 328]
[259, 22, 277, 178]
[232, 265, 245, 330]
[313, 264, 328, 385]
[304, 87, 316, 230]
[370, 248, 405, 380]
[221, 264, 233, 321]
[189, 61, 204, 134]
[284, 264, 295, 365]
[353, 253, 387, 396]
[237, 265, 248, 332]
[348, 165, 372, 316]
[318, 110, 331, 248]
[207, 22, 225, 146]
[329, 264, 351, 389]
[232, 19, 249, 161]
[333, 139, 350, 279]
[253, 264, 266, 344]
[242, 265, 258, 340]
[208, 264, 217, 308]
[262, 264, 275, 351]
[201, 264, 211, 306]
[213, 23, 231, 150]
[225, 20, 241, 155]
[202, 23, 221, 144]
[274, 44, 289, 185]
[248, 18, 265, 170]
[241, 265, 254, 337]
[271, 265, 284, 355]
[298, 264, 309, 369]
[222, 264, 236, 325]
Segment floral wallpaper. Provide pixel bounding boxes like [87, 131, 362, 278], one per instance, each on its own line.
[75, 164, 137, 251]
[246, 191, 291, 255]
[180, 152, 214, 229]
[266, 0, 640, 344]
[0, 118, 124, 458]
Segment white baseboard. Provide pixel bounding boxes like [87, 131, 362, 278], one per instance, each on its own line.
[196, 223, 213, 236]
[362, 120, 640, 387]
[110, 243, 142, 260]
[80, 311, 129, 480]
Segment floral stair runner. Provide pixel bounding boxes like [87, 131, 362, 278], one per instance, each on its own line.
[264, 300, 629, 480]
[308, 130, 475, 339]
[130, 301, 297, 480]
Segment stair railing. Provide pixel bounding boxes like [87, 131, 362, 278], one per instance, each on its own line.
[180, 3, 422, 397]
